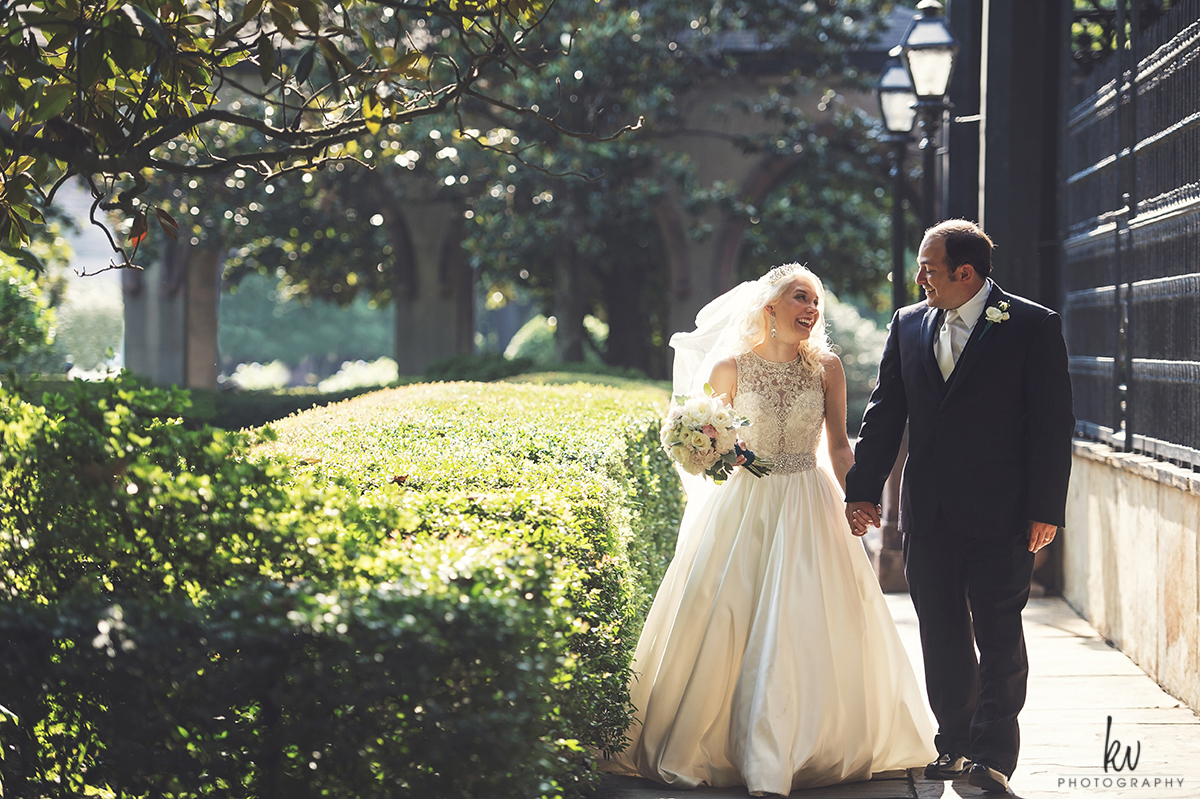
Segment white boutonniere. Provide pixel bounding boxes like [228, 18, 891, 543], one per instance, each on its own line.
[979, 301, 1010, 339]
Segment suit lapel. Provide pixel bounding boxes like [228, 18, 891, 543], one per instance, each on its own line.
[944, 283, 1006, 402]
[920, 305, 946, 396]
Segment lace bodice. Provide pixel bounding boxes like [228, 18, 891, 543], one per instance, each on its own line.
[733, 351, 825, 474]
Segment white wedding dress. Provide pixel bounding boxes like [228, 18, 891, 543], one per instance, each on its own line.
[613, 350, 935, 795]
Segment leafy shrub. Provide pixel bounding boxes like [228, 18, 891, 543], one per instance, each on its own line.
[0, 544, 579, 799]
[0, 253, 56, 367]
[422, 351, 533, 381]
[503, 314, 608, 366]
[824, 292, 887, 432]
[183, 383, 418, 430]
[0, 373, 683, 796]
[258, 380, 684, 757]
[0, 376, 353, 602]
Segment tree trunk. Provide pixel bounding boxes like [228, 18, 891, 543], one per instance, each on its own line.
[601, 259, 657, 376]
[553, 202, 587, 362]
[552, 253, 587, 362]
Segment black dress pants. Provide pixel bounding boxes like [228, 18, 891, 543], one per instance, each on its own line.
[903, 510, 1036, 777]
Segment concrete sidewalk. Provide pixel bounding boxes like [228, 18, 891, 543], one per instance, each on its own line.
[594, 596, 1200, 799]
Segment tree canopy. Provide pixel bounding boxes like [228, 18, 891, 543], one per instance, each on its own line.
[0, 0, 612, 268]
[132, 0, 900, 376]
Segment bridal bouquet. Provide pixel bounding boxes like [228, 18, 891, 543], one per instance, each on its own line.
[660, 385, 773, 482]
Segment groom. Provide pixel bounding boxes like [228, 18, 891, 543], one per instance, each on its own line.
[844, 220, 1073, 795]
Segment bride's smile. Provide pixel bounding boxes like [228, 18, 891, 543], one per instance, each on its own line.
[764, 276, 821, 350]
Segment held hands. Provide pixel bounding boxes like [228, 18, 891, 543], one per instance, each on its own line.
[845, 501, 881, 537]
[1028, 520, 1057, 553]
[843, 505, 1058, 548]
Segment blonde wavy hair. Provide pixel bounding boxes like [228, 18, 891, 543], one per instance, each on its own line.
[737, 263, 833, 376]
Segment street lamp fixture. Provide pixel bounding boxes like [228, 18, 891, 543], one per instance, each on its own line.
[877, 59, 917, 138]
[875, 58, 915, 315]
[867, 1, 958, 594]
[900, 0, 960, 103]
[899, 0, 959, 227]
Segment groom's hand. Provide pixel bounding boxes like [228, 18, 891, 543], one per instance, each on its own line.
[845, 502, 881, 537]
[1028, 520, 1057, 553]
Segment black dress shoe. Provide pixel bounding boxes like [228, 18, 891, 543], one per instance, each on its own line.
[924, 752, 971, 779]
[968, 763, 1013, 794]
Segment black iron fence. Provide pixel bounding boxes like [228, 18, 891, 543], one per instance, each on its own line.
[1062, 0, 1200, 470]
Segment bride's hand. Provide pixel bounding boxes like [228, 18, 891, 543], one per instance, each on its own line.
[845, 501, 881, 537]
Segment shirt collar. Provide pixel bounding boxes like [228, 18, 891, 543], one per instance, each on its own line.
[952, 278, 993, 329]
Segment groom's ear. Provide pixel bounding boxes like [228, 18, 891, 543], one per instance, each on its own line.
[956, 263, 976, 282]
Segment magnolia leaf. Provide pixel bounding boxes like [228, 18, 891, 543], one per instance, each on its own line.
[5, 213, 28, 246]
[294, 43, 315, 84]
[28, 83, 72, 123]
[362, 91, 382, 134]
[269, 8, 297, 43]
[4, 245, 46, 275]
[209, 18, 249, 50]
[242, 0, 265, 21]
[257, 35, 276, 84]
[295, 0, 320, 32]
[359, 28, 378, 59]
[129, 210, 148, 246]
[392, 51, 431, 81]
[11, 204, 45, 224]
[154, 208, 179, 240]
[132, 5, 172, 50]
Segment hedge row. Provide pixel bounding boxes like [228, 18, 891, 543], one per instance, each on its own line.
[256, 379, 684, 753]
[0, 551, 574, 799]
[0, 373, 683, 797]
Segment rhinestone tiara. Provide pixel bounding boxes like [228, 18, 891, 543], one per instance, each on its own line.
[760, 262, 808, 285]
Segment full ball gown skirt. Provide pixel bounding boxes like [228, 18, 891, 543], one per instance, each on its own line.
[613, 352, 935, 795]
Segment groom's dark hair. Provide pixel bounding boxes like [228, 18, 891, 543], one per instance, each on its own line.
[925, 219, 994, 280]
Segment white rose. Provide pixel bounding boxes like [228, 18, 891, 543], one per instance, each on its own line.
[660, 424, 677, 449]
[687, 430, 710, 450]
[715, 428, 738, 453]
[985, 306, 1008, 323]
[712, 407, 734, 428]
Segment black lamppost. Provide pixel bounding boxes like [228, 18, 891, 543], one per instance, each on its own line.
[876, 58, 916, 313]
[899, 0, 960, 228]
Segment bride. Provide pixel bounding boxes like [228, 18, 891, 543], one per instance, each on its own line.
[612, 264, 935, 795]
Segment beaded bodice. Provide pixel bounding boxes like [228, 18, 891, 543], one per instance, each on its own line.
[733, 351, 825, 474]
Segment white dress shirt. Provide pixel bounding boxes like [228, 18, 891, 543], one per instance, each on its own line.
[935, 279, 992, 381]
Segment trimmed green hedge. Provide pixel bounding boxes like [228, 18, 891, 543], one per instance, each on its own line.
[0, 373, 683, 797]
[258, 379, 684, 755]
[14, 376, 414, 431]
[0, 548, 576, 799]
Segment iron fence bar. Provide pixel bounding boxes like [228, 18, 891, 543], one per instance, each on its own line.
[1134, 17, 1200, 84]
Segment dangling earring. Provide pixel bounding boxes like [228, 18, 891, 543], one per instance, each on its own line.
[769, 311, 777, 339]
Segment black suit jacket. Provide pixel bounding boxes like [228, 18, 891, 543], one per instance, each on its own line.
[845, 282, 1075, 538]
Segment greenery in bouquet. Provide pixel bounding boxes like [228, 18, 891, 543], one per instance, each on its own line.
[660, 385, 772, 483]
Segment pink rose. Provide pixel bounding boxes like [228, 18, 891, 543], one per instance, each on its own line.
[702, 424, 717, 438]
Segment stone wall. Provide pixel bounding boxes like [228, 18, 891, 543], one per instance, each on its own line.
[1063, 441, 1200, 711]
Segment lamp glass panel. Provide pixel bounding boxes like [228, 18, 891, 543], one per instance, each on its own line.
[881, 92, 917, 133]
[906, 48, 955, 98]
